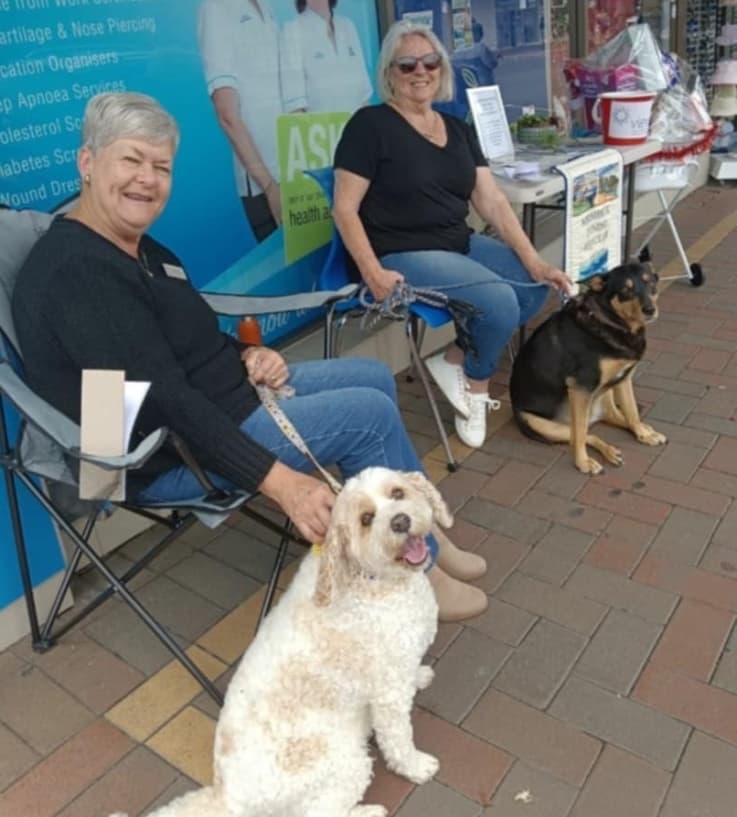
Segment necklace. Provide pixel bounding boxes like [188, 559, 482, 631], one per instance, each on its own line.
[421, 111, 439, 142]
[138, 247, 153, 277]
[389, 102, 440, 143]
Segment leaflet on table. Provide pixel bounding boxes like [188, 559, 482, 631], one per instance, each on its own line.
[492, 161, 545, 182]
[490, 150, 567, 182]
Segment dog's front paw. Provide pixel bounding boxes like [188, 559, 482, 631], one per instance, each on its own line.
[636, 424, 667, 446]
[575, 456, 604, 475]
[415, 666, 434, 690]
[600, 444, 624, 466]
[391, 750, 439, 784]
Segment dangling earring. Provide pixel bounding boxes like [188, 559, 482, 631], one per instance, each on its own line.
[83, 174, 91, 184]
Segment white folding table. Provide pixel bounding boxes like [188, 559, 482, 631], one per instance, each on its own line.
[493, 140, 663, 260]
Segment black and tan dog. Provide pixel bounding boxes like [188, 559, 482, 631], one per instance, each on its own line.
[510, 262, 666, 474]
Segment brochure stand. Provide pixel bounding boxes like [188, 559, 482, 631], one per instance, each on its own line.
[555, 150, 624, 281]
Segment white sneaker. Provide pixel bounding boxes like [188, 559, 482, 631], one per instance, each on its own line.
[454, 392, 500, 448]
[425, 353, 470, 418]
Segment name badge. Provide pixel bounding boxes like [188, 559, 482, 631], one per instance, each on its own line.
[163, 263, 188, 281]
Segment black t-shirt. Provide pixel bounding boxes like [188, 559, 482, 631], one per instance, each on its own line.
[333, 104, 487, 259]
[12, 217, 277, 496]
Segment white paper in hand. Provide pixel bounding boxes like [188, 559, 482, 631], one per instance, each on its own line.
[124, 381, 151, 452]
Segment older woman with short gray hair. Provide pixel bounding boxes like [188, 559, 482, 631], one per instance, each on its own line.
[334, 21, 572, 450]
[81, 91, 180, 155]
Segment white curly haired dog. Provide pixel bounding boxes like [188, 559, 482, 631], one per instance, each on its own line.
[109, 466, 451, 817]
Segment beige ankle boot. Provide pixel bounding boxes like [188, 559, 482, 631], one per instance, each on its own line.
[428, 565, 488, 622]
[434, 527, 487, 582]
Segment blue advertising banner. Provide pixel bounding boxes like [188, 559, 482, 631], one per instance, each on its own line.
[0, 0, 380, 343]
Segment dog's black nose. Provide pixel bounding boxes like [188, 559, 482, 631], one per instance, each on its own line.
[390, 513, 411, 534]
[643, 303, 656, 316]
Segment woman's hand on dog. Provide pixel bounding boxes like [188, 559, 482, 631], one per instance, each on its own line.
[259, 462, 335, 542]
[242, 346, 290, 389]
[529, 258, 574, 295]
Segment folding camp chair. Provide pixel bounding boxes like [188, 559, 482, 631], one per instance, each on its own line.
[303, 167, 459, 472]
[0, 205, 358, 705]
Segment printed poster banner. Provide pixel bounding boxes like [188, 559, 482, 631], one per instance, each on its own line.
[277, 111, 350, 266]
[556, 149, 623, 282]
[0, 0, 380, 345]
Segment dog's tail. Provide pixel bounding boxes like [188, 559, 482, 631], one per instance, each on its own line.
[512, 406, 552, 445]
[108, 786, 222, 817]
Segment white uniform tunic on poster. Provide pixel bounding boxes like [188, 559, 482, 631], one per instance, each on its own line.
[280, 8, 371, 115]
[556, 149, 624, 282]
[197, 0, 283, 196]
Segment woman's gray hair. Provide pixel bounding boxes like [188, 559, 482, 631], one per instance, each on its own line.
[376, 20, 454, 103]
[81, 92, 180, 154]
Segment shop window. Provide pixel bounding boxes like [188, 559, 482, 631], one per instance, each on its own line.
[394, 0, 559, 118]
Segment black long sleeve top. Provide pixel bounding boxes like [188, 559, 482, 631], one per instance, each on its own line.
[12, 216, 277, 497]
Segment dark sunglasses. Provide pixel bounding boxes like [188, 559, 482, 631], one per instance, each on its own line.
[393, 53, 442, 74]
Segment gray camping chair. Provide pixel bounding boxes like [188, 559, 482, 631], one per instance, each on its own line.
[0, 204, 358, 705]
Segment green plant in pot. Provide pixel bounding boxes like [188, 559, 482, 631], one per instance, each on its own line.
[514, 113, 561, 149]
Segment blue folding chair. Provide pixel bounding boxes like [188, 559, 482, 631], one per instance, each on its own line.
[303, 167, 458, 471]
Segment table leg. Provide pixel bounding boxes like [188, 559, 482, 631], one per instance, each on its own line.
[522, 202, 536, 245]
[519, 203, 536, 353]
[623, 162, 637, 261]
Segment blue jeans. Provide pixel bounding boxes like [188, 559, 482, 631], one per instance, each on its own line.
[135, 358, 438, 557]
[381, 233, 549, 380]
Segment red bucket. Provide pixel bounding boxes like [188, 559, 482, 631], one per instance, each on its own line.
[592, 90, 656, 146]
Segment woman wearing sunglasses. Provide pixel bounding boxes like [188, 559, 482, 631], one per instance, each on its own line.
[333, 20, 572, 449]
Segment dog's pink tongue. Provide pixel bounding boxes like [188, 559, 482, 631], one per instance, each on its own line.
[402, 535, 428, 565]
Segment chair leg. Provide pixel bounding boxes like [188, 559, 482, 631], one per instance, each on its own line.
[3, 465, 42, 644]
[16, 470, 224, 706]
[48, 512, 197, 643]
[333, 314, 349, 358]
[324, 304, 338, 359]
[256, 520, 293, 631]
[404, 319, 458, 472]
[39, 508, 98, 646]
[405, 315, 427, 382]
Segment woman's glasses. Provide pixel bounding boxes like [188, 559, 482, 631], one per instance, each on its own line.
[393, 53, 442, 74]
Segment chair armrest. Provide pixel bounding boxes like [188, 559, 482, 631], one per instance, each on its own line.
[77, 430, 167, 471]
[0, 361, 166, 472]
[199, 283, 359, 317]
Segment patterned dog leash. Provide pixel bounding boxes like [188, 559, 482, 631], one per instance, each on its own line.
[254, 382, 342, 495]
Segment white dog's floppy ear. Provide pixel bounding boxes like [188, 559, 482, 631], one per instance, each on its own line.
[404, 472, 453, 529]
[314, 518, 350, 607]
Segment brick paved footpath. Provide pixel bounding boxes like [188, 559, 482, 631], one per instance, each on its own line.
[1, 183, 737, 816]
